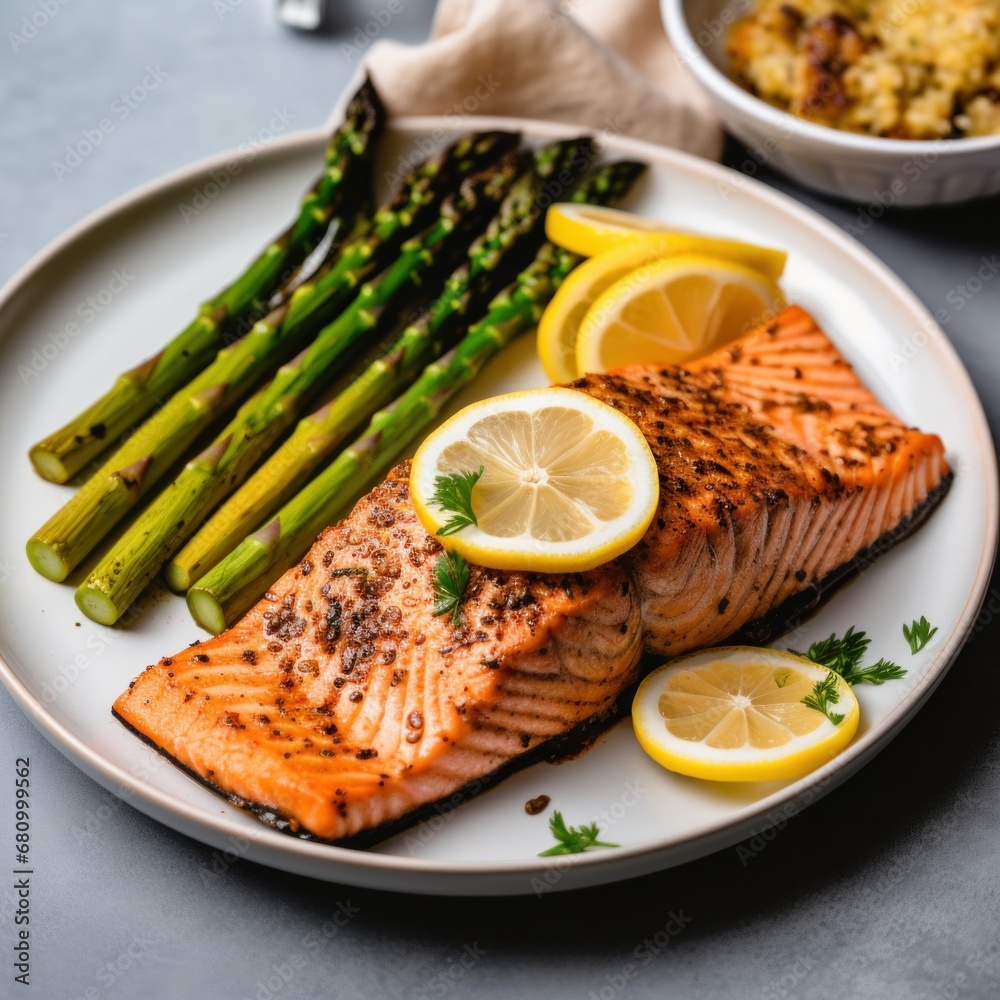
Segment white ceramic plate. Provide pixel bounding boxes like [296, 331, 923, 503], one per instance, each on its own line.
[0, 118, 995, 896]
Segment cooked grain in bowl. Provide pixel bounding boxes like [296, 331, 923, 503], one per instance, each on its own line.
[728, 0, 1000, 139]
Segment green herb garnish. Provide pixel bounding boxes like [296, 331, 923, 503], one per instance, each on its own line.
[432, 550, 471, 626]
[795, 625, 869, 677]
[903, 616, 938, 655]
[844, 657, 907, 685]
[801, 671, 845, 725]
[538, 811, 619, 857]
[429, 466, 484, 536]
[794, 626, 906, 686]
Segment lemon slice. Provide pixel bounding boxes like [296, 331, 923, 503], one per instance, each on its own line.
[575, 254, 785, 375]
[410, 387, 659, 572]
[546, 204, 684, 257]
[536, 239, 786, 383]
[632, 647, 860, 782]
[546, 205, 789, 274]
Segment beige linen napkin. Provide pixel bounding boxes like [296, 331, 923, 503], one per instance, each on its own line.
[333, 0, 722, 160]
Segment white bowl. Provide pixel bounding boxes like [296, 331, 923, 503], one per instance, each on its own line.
[662, 0, 1000, 206]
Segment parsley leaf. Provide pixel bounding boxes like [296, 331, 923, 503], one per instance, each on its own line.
[795, 625, 869, 677]
[432, 550, 471, 626]
[793, 626, 907, 686]
[841, 657, 907, 686]
[429, 466, 484, 536]
[903, 616, 938, 655]
[538, 811, 619, 856]
[801, 671, 845, 725]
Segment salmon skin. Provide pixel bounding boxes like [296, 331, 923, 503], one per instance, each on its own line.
[114, 305, 950, 843]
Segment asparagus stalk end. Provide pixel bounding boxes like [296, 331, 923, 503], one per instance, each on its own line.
[186, 587, 227, 636]
[75, 584, 121, 628]
[28, 447, 72, 486]
[25, 538, 71, 583]
[71, 139, 521, 623]
[27, 79, 386, 484]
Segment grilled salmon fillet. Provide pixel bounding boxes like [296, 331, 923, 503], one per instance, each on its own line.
[115, 474, 642, 841]
[582, 305, 950, 653]
[114, 305, 950, 842]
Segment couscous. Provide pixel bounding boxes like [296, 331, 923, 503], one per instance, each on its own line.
[727, 0, 1000, 138]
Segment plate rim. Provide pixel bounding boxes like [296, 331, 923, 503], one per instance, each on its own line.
[1, 115, 996, 892]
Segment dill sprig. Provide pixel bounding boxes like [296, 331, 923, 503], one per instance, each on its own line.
[794, 626, 906, 686]
[801, 671, 845, 725]
[538, 811, 619, 857]
[431, 550, 471, 626]
[429, 466, 484, 536]
[903, 616, 938, 655]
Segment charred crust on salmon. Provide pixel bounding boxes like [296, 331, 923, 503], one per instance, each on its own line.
[113, 306, 951, 845]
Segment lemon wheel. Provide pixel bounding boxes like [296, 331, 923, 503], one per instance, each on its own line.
[632, 647, 860, 782]
[575, 254, 785, 375]
[410, 387, 659, 572]
[536, 238, 786, 383]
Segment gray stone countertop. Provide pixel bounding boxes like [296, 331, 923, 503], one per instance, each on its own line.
[1, 1, 998, 998]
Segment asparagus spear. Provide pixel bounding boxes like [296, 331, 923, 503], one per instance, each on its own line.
[75, 156, 520, 625]
[276, 131, 518, 335]
[28, 79, 385, 485]
[26, 131, 517, 585]
[252, 130, 517, 321]
[187, 246, 577, 635]
[187, 160, 646, 633]
[166, 138, 596, 589]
